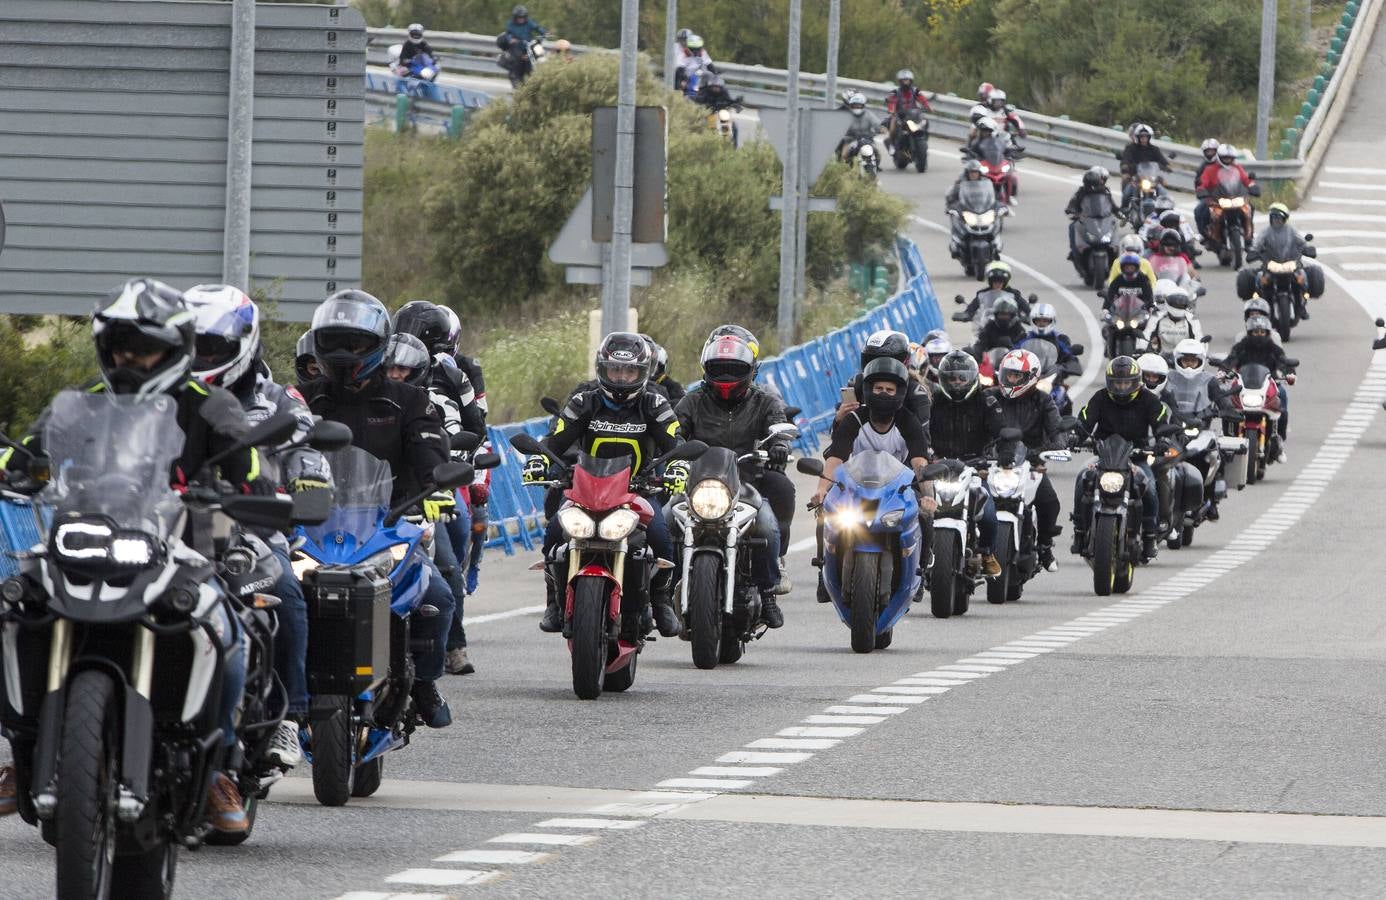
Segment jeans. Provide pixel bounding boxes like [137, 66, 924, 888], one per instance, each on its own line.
[415, 557, 456, 682]
[975, 490, 999, 553]
[1135, 462, 1159, 533]
[1194, 200, 1211, 236]
[212, 602, 247, 748]
[440, 507, 472, 651]
[756, 469, 796, 550]
[270, 547, 308, 717]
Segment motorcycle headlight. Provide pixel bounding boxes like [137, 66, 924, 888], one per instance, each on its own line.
[977, 209, 995, 226]
[53, 522, 157, 568]
[861, 145, 875, 157]
[1113, 319, 1126, 329]
[1268, 260, 1296, 274]
[933, 479, 964, 505]
[557, 507, 596, 539]
[833, 506, 864, 529]
[389, 543, 410, 563]
[718, 109, 732, 122]
[990, 469, 1022, 497]
[1218, 198, 1233, 209]
[1001, 163, 1011, 172]
[1098, 471, 1127, 494]
[1101, 233, 1112, 243]
[963, 211, 981, 226]
[1241, 389, 1266, 409]
[905, 119, 919, 132]
[879, 509, 904, 528]
[1140, 178, 1153, 191]
[598, 508, 640, 541]
[690, 479, 733, 520]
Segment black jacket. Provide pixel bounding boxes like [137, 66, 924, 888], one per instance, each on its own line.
[1065, 186, 1116, 219]
[655, 374, 686, 405]
[973, 319, 1027, 355]
[990, 386, 1065, 453]
[456, 354, 487, 418]
[963, 286, 1030, 320]
[929, 390, 1004, 460]
[675, 384, 786, 457]
[398, 40, 435, 65]
[1078, 387, 1169, 444]
[1119, 142, 1172, 176]
[1224, 336, 1292, 373]
[301, 375, 447, 504]
[544, 387, 681, 476]
[848, 375, 931, 428]
[1104, 273, 1154, 312]
[429, 358, 485, 437]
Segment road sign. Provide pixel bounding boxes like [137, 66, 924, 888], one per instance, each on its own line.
[0, 1, 365, 319]
[547, 188, 668, 268]
[758, 107, 855, 187]
[591, 106, 667, 243]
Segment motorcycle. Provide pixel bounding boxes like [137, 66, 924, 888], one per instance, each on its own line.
[701, 97, 742, 144]
[0, 393, 306, 899]
[1103, 292, 1150, 359]
[1204, 168, 1258, 269]
[986, 428, 1073, 605]
[1239, 233, 1323, 343]
[1071, 192, 1122, 288]
[1151, 427, 1206, 552]
[499, 36, 547, 86]
[1222, 360, 1295, 484]
[1125, 161, 1168, 228]
[1025, 338, 1084, 417]
[922, 458, 985, 619]
[948, 178, 1007, 280]
[890, 107, 930, 173]
[848, 138, 880, 180]
[1075, 430, 1177, 596]
[293, 445, 486, 805]
[669, 424, 798, 669]
[964, 134, 1020, 205]
[510, 433, 706, 699]
[1143, 306, 1203, 356]
[797, 452, 924, 654]
[388, 43, 440, 82]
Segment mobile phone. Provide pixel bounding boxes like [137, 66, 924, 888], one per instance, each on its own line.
[840, 386, 855, 405]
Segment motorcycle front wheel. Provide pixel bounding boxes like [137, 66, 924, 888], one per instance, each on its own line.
[1276, 292, 1294, 342]
[848, 552, 882, 654]
[912, 135, 928, 172]
[688, 554, 723, 670]
[570, 575, 609, 700]
[929, 530, 959, 619]
[55, 670, 119, 900]
[1091, 517, 1118, 596]
[1089, 250, 1108, 289]
[1230, 224, 1245, 270]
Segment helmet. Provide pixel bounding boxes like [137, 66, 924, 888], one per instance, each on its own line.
[701, 334, 756, 401]
[1137, 352, 1169, 392]
[1159, 210, 1182, 230]
[977, 82, 995, 101]
[987, 88, 1007, 110]
[294, 330, 320, 384]
[641, 333, 670, 380]
[1118, 234, 1143, 255]
[1201, 137, 1219, 157]
[385, 333, 432, 387]
[969, 103, 990, 124]
[846, 92, 866, 114]
[1217, 143, 1237, 165]
[963, 159, 985, 179]
[1132, 123, 1153, 141]
[407, 23, 424, 41]
[1118, 252, 1142, 275]
[1158, 228, 1183, 254]
[440, 305, 462, 355]
[990, 296, 1019, 328]
[997, 348, 1040, 399]
[1105, 356, 1141, 404]
[1030, 302, 1057, 335]
[896, 68, 914, 85]
[1082, 165, 1107, 189]
[1245, 314, 1273, 338]
[1268, 202, 1290, 225]
[184, 283, 260, 389]
[937, 350, 981, 402]
[93, 278, 195, 397]
[686, 33, 704, 50]
[1163, 285, 1192, 319]
[595, 331, 651, 403]
[923, 336, 953, 374]
[395, 300, 452, 354]
[512, 5, 528, 19]
[676, 27, 691, 44]
[709, 324, 760, 359]
[861, 356, 909, 393]
[310, 289, 392, 387]
[1172, 338, 1207, 376]
[1152, 278, 1178, 304]
[860, 329, 911, 367]
[1243, 297, 1271, 319]
[983, 261, 1012, 287]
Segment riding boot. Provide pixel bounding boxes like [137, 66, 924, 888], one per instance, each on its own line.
[759, 591, 784, 629]
[539, 568, 563, 633]
[651, 576, 683, 638]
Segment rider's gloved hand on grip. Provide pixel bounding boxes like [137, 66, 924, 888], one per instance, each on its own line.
[766, 443, 790, 472]
[663, 460, 690, 495]
[521, 455, 548, 485]
[241, 478, 279, 497]
[423, 491, 457, 522]
[290, 477, 331, 494]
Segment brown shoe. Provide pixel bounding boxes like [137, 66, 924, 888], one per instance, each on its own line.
[980, 554, 1002, 577]
[0, 764, 16, 817]
[206, 772, 249, 833]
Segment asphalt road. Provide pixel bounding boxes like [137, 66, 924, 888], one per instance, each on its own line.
[9, 46, 1386, 898]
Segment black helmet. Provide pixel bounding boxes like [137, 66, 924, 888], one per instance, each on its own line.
[385, 333, 432, 387]
[701, 333, 757, 402]
[991, 296, 1019, 327]
[595, 331, 651, 403]
[1159, 228, 1182, 252]
[1159, 210, 1182, 230]
[395, 299, 451, 354]
[936, 350, 981, 402]
[310, 289, 392, 388]
[295, 330, 321, 385]
[93, 278, 196, 396]
[512, 5, 528, 18]
[639, 333, 670, 380]
[860, 329, 911, 368]
[862, 356, 909, 392]
[708, 324, 760, 360]
[1105, 355, 1141, 404]
[1082, 165, 1107, 190]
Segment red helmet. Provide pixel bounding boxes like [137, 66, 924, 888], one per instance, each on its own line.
[701, 334, 756, 401]
[997, 348, 1040, 399]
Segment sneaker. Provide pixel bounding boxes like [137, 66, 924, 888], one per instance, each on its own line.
[1037, 544, 1057, 573]
[774, 557, 792, 596]
[759, 592, 784, 629]
[445, 647, 475, 675]
[980, 553, 1002, 577]
[412, 680, 453, 729]
[1276, 446, 1288, 464]
[206, 772, 249, 834]
[266, 719, 302, 769]
[0, 764, 16, 817]
[1207, 501, 1220, 522]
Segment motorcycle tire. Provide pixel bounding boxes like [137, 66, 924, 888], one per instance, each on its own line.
[111, 840, 178, 900]
[1182, 520, 1196, 547]
[605, 648, 637, 692]
[1235, 266, 1258, 300]
[1306, 263, 1325, 298]
[1089, 251, 1108, 289]
[688, 554, 723, 670]
[1116, 335, 1136, 359]
[55, 669, 120, 900]
[929, 531, 959, 619]
[1276, 293, 1294, 343]
[893, 152, 910, 170]
[203, 791, 257, 846]
[351, 757, 383, 798]
[848, 552, 881, 654]
[1230, 225, 1245, 270]
[874, 628, 894, 650]
[971, 244, 991, 282]
[912, 135, 928, 172]
[310, 694, 355, 806]
[1114, 552, 1135, 593]
[570, 575, 609, 700]
[1092, 517, 1118, 597]
[986, 522, 1012, 604]
[718, 623, 744, 665]
[1248, 441, 1261, 485]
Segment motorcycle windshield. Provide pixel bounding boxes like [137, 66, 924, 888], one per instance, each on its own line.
[1150, 255, 1190, 281]
[1135, 161, 1161, 181]
[302, 446, 393, 548]
[1080, 193, 1117, 219]
[1096, 434, 1135, 469]
[976, 135, 1008, 165]
[1259, 227, 1299, 262]
[42, 391, 186, 536]
[1238, 363, 1272, 390]
[1027, 340, 1059, 374]
[1215, 169, 1248, 198]
[1113, 294, 1145, 320]
[843, 450, 910, 489]
[688, 446, 739, 492]
[958, 179, 997, 212]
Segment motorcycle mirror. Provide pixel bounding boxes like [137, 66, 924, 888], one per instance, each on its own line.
[1283, 357, 1300, 369]
[998, 426, 1024, 441]
[222, 494, 295, 531]
[783, 406, 803, 419]
[1376, 318, 1385, 328]
[1070, 343, 1086, 356]
[919, 461, 951, 480]
[1028, 294, 1039, 303]
[306, 420, 353, 452]
[765, 422, 800, 442]
[1304, 232, 1314, 242]
[472, 452, 501, 470]
[1196, 286, 1208, 297]
[433, 460, 475, 489]
[204, 411, 299, 472]
[661, 440, 708, 465]
[796, 457, 825, 477]
[951, 311, 971, 322]
[539, 396, 562, 417]
[509, 432, 546, 457]
[1201, 334, 1213, 343]
[954, 294, 966, 304]
[451, 431, 483, 453]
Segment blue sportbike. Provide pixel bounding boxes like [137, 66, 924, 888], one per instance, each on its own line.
[800, 451, 924, 653]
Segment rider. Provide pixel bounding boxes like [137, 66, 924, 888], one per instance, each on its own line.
[295, 330, 322, 384]
[1119, 123, 1173, 210]
[1074, 356, 1169, 562]
[398, 23, 435, 70]
[928, 351, 1003, 577]
[1237, 297, 1282, 346]
[1065, 166, 1115, 260]
[539, 333, 684, 637]
[2, 279, 265, 833]
[1195, 144, 1258, 243]
[1224, 314, 1294, 456]
[185, 284, 331, 768]
[1104, 253, 1155, 313]
[1144, 279, 1202, 352]
[677, 33, 713, 93]
[916, 334, 954, 390]
[1193, 137, 1221, 238]
[1106, 234, 1157, 287]
[498, 4, 546, 77]
[1167, 338, 1239, 520]
[299, 290, 458, 730]
[1019, 303, 1082, 367]
[643, 334, 686, 403]
[1249, 202, 1313, 320]
[841, 330, 931, 428]
[984, 88, 1025, 140]
[673, 333, 793, 628]
[988, 348, 1065, 571]
[442, 308, 493, 595]
[960, 261, 1033, 321]
[945, 159, 992, 208]
[838, 92, 881, 162]
[885, 68, 932, 150]
[972, 296, 1027, 357]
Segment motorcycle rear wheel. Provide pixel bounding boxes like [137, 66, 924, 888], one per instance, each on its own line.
[986, 523, 1012, 604]
[688, 554, 723, 670]
[848, 552, 881, 654]
[55, 670, 119, 900]
[310, 694, 355, 807]
[351, 757, 383, 798]
[571, 576, 609, 700]
[1089, 251, 1108, 289]
[1276, 293, 1294, 343]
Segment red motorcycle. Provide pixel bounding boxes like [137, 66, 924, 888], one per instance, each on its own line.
[964, 133, 1021, 205]
[511, 432, 704, 699]
[1223, 361, 1295, 484]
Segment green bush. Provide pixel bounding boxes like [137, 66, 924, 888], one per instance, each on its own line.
[0, 319, 98, 437]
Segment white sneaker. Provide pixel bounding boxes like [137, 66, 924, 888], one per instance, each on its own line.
[1276, 446, 1288, 464]
[267, 719, 302, 769]
[774, 557, 792, 596]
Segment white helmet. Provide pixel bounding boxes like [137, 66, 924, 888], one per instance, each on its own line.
[407, 23, 424, 41]
[184, 283, 261, 389]
[846, 92, 866, 114]
[1132, 123, 1154, 141]
[1152, 278, 1179, 304]
[1201, 137, 1219, 154]
[1217, 143, 1237, 165]
[1172, 338, 1207, 377]
[1136, 352, 1169, 391]
[1163, 285, 1192, 320]
[988, 88, 1008, 109]
[1119, 234, 1144, 255]
[1030, 302, 1058, 335]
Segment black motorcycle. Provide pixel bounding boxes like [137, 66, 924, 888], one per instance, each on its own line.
[890, 107, 930, 173]
[948, 178, 1006, 279]
[1071, 192, 1122, 288]
[1239, 233, 1323, 342]
[1075, 433, 1152, 596]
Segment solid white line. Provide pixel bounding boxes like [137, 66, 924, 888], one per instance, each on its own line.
[657, 777, 754, 790]
[691, 766, 784, 777]
[434, 849, 553, 865]
[1324, 165, 1386, 175]
[955, 656, 1027, 666]
[1341, 263, 1386, 272]
[384, 870, 505, 887]
[1318, 180, 1386, 191]
[718, 750, 813, 764]
[466, 604, 545, 625]
[339, 894, 455, 900]
[533, 818, 646, 830]
[586, 800, 699, 816]
[487, 832, 600, 846]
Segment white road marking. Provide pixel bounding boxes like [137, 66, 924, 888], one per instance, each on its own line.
[384, 869, 506, 887]
[825, 704, 910, 715]
[433, 849, 554, 865]
[845, 693, 930, 704]
[872, 685, 952, 695]
[1317, 180, 1386, 191]
[338, 893, 457, 900]
[777, 726, 865, 738]
[1324, 164, 1386, 175]
[533, 818, 645, 830]
[746, 737, 842, 750]
[785, 537, 817, 554]
[802, 714, 888, 725]
[466, 604, 545, 625]
[690, 766, 784, 777]
[718, 750, 814, 763]
[656, 777, 755, 790]
[487, 832, 600, 846]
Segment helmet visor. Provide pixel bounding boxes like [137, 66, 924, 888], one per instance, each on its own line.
[1177, 354, 1202, 370]
[316, 328, 381, 356]
[1108, 375, 1139, 395]
[194, 333, 239, 370]
[601, 361, 646, 386]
